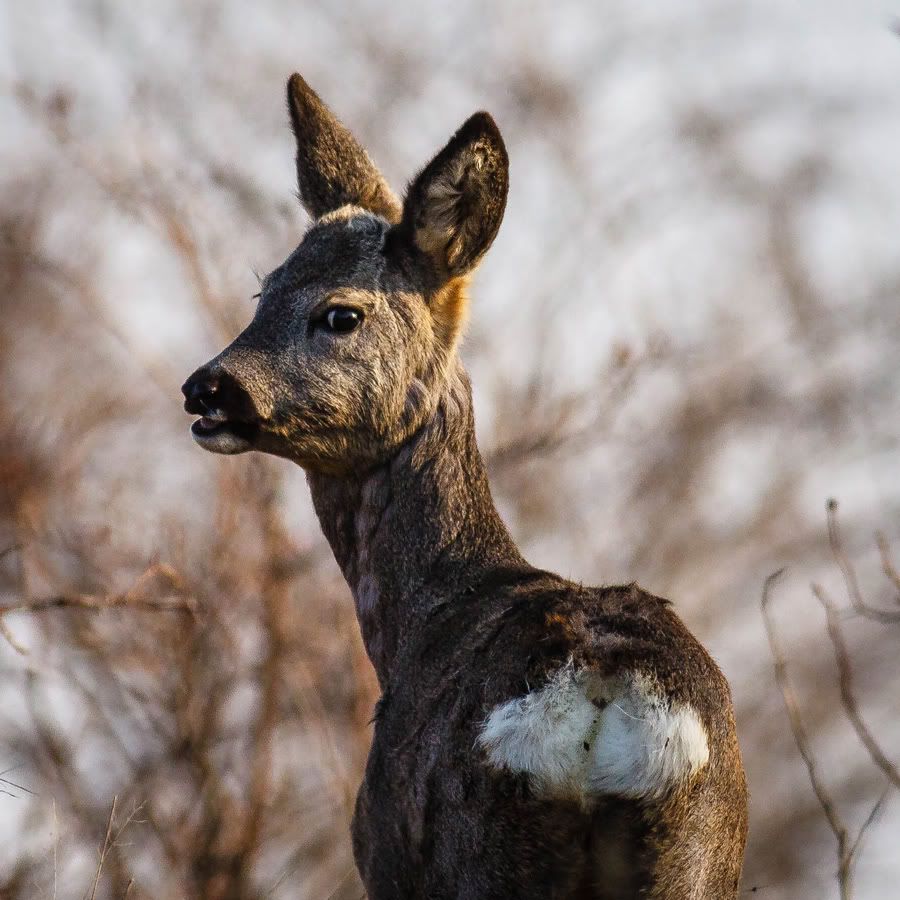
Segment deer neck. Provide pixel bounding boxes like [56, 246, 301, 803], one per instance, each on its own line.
[307, 365, 524, 685]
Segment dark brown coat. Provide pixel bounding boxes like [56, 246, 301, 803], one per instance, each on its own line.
[182, 73, 748, 899]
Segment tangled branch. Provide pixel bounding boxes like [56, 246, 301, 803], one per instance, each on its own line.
[761, 501, 900, 899]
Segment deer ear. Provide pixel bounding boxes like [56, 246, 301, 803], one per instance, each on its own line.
[401, 112, 509, 280]
[286, 74, 401, 223]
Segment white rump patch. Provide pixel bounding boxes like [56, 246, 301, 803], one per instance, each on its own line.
[478, 662, 709, 801]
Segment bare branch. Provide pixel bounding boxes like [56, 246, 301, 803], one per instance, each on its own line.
[87, 795, 117, 900]
[761, 570, 851, 899]
[0, 616, 28, 655]
[1, 593, 194, 616]
[812, 583, 900, 789]
[826, 499, 900, 624]
[875, 532, 900, 597]
[52, 799, 58, 900]
[0, 563, 196, 618]
[848, 786, 890, 863]
[763, 562, 898, 900]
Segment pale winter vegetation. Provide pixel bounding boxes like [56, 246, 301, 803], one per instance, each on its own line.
[1, 2, 899, 898]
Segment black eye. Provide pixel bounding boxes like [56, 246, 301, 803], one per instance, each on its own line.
[325, 307, 363, 333]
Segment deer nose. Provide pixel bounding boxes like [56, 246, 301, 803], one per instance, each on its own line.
[182, 371, 219, 415]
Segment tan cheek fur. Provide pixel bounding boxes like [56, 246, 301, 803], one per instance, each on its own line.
[430, 276, 470, 352]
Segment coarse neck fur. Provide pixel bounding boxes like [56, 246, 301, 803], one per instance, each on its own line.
[307, 364, 523, 684]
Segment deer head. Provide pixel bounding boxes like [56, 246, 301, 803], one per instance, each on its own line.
[182, 74, 508, 474]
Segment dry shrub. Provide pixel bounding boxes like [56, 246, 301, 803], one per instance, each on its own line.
[1, 5, 899, 898]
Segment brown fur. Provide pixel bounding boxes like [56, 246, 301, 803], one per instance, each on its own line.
[431, 276, 471, 350]
[287, 74, 401, 223]
[182, 73, 748, 898]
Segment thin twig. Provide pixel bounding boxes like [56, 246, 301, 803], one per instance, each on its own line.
[761, 570, 851, 889]
[88, 795, 117, 900]
[1, 563, 196, 618]
[762, 569, 847, 848]
[112, 800, 147, 847]
[0, 774, 34, 796]
[875, 532, 900, 597]
[812, 583, 900, 789]
[826, 500, 900, 624]
[848, 786, 890, 863]
[0, 616, 28, 654]
[0, 594, 193, 615]
[763, 566, 897, 900]
[52, 798, 58, 900]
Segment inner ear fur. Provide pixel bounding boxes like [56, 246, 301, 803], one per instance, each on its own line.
[287, 73, 401, 222]
[401, 111, 509, 281]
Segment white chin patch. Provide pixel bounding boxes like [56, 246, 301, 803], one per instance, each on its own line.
[477, 661, 709, 802]
[191, 426, 253, 455]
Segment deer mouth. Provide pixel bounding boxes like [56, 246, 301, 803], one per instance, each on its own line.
[182, 368, 264, 455]
[189, 409, 260, 454]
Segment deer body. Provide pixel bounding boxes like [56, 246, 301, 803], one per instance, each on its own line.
[183, 74, 748, 898]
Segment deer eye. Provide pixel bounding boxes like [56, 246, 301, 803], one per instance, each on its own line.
[325, 307, 363, 334]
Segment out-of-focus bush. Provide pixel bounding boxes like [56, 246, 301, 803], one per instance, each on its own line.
[1, 2, 898, 897]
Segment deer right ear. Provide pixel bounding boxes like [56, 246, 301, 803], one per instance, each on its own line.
[286, 74, 401, 223]
[400, 112, 509, 281]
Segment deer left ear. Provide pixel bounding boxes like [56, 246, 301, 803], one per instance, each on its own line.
[287, 73, 401, 223]
[400, 112, 509, 281]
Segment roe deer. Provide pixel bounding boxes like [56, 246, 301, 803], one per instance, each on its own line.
[182, 73, 748, 899]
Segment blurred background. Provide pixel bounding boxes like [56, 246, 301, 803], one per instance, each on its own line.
[1, 1, 899, 897]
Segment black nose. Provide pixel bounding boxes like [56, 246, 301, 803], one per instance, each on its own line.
[182, 371, 219, 415]
[182, 368, 259, 422]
